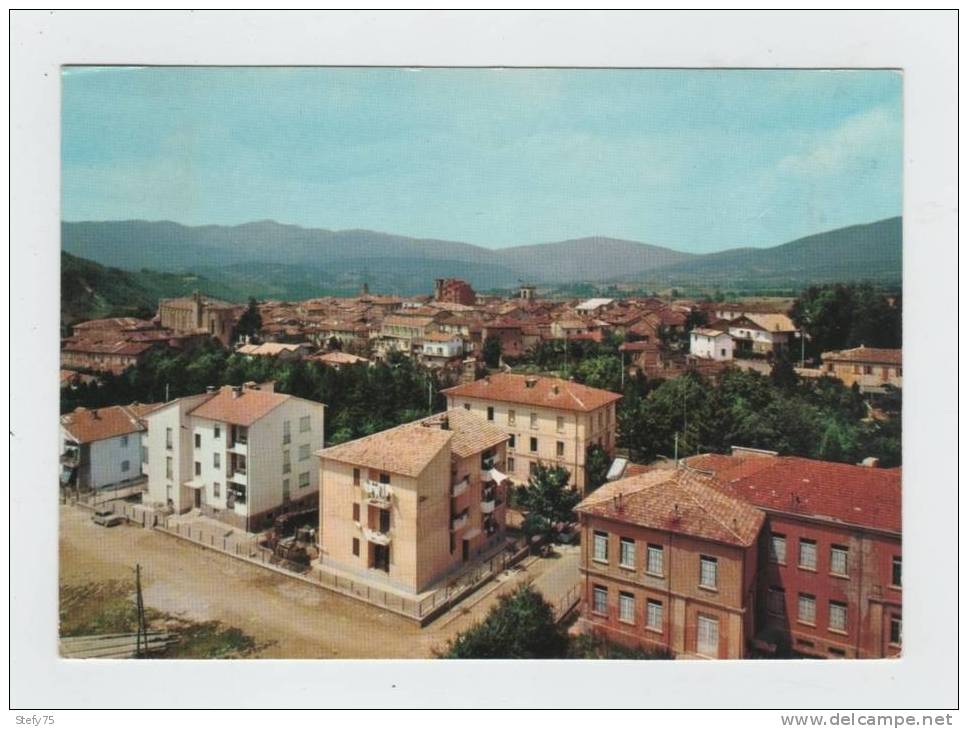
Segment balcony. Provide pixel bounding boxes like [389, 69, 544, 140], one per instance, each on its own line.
[60, 452, 80, 467]
[451, 476, 470, 498]
[363, 479, 392, 508]
[480, 499, 496, 514]
[481, 456, 497, 470]
[141, 461, 149, 476]
[451, 513, 469, 531]
[228, 440, 248, 455]
[228, 470, 247, 486]
[362, 527, 392, 546]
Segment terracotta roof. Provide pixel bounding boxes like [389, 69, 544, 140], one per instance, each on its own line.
[72, 317, 157, 331]
[423, 409, 509, 458]
[442, 373, 621, 413]
[382, 314, 435, 329]
[61, 404, 156, 444]
[821, 346, 902, 366]
[737, 313, 797, 333]
[692, 327, 730, 338]
[577, 469, 765, 548]
[619, 341, 660, 352]
[318, 418, 453, 478]
[188, 385, 292, 426]
[237, 342, 310, 356]
[311, 351, 369, 365]
[684, 453, 901, 533]
[62, 339, 158, 356]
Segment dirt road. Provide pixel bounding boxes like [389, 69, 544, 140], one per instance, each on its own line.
[59, 506, 577, 658]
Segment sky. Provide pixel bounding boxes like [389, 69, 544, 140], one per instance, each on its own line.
[61, 67, 902, 253]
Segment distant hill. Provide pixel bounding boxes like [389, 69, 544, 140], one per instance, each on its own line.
[60, 251, 245, 329]
[61, 217, 902, 300]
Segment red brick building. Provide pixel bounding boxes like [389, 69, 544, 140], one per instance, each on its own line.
[686, 451, 902, 659]
[434, 278, 476, 306]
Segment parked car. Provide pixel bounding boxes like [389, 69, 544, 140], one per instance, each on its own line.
[91, 509, 123, 527]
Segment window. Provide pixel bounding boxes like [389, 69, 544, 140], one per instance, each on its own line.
[619, 538, 635, 569]
[352, 538, 360, 557]
[508, 434, 516, 449]
[352, 503, 360, 522]
[892, 556, 902, 587]
[890, 615, 902, 645]
[299, 416, 311, 433]
[353, 468, 360, 486]
[798, 593, 816, 625]
[598, 412, 603, 429]
[507, 409, 515, 425]
[283, 450, 291, 474]
[142, 446, 148, 464]
[770, 533, 786, 564]
[829, 601, 847, 632]
[379, 473, 390, 484]
[696, 615, 719, 658]
[646, 544, 664, 576]
[463, 403, 470, 410]
[283, 420, 291, 445]
[166, 427, 173, 450]
[830, 545, 848, 576]
[213, 482, 220, 498]
[828, 647, 846, 658]
[194, 461, 201, 476]
[593, 531, 609, 563]
[618, 592, 635, 624]
[299, 444, 310, 461]
[556, 441, 565, 458]
[121, 460, 130, 473]
[165, 456, 173, 480]
[507, 457, 515, 472]
[699, 556, 718, 589]
[487, 406, 494, 421]
[530, 412, 538, 429]
[194, 433, 201, 448]
[592, 585, 608, 615]
[298, 471, 310, 488]
[530, 437, 538, 452]
[767, 587, 786, 615]
[214, 425, 220, 439]
[556, 416, 564, 433]
[863, 365, 873, 375]
[799, 539, 817, 570]
[646, 599, 663, 631]
[529, 462, 538, 476]
[121, 435, 129, 447]
[213, 452, 220, 470]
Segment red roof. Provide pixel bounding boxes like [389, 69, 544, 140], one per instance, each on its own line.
[821, 346, 902, 366]
[188, 385, 292, 426]
[442, 372, 621, 413]
[685, 453, 901, 533]
[60, 403, 161, 444]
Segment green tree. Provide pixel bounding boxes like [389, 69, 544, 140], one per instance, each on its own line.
[585, 444, 611, 493]
[232, 297, 263, 343]
[514, 462, 581, 542]
[482, 335, 502, 368]
[440, 584, 569, 659]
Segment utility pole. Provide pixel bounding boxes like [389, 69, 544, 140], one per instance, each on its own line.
[135, 564, 147, 658]
[674, 432, 679, 468]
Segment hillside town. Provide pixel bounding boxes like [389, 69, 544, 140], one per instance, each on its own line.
[59, 276, 902, 660]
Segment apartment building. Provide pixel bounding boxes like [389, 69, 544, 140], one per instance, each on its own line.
[316, 409, 510, 594]
[687, 451, 902, 659]
[689, 327, 735, 361]
[144, 383, 325, 531]
[60, 403, 163, 491]
[726, 314, 798, 357]
[820, 346, 902, 392]
[442, 373, 621, 492]
[576, 468, 765, 659]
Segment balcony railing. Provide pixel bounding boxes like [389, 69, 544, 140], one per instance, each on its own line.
[362, 527, 391, 546]
[451, 476, 470, 498]
[480, 499, 496, 514]
[60, 452, 80, 466]
[363, 479, 392, 508]
[481, 457, 497, 470]
[451, 513, 469, 531]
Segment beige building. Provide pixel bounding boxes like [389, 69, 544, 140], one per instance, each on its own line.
[820, 346, 902, 393]
[316, 409, 510, 594]
[158, 292, 243, 347]
[442, 373, 621, 493]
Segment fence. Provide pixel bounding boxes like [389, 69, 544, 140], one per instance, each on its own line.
[552, 583, 582, 622]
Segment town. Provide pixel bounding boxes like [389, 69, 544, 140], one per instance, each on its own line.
[59, 276, 902, 660]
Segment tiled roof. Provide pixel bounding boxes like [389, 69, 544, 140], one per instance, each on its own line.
[62, 339, 158, 356]
[739, 313, 797, 333]
[311, 351, 369, 365]
[61, 404, 158, 444]
[821, 346, 902, 366]
[188, 385, 292, 426]
[382, 314, 436, 328]
[577, 469, 765, 548]
[423, 409, 509, 458]
[72, 317, 156, 331]
[318, 418, 453, 478]
[442, 373, 621, 413]
[692, 327, 730, 338]
[684, 452, 901, 533]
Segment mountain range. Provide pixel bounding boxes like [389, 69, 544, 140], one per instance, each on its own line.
[61, 216, 901, 300]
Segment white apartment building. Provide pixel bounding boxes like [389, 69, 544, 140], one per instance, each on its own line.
[689, 327, 735, 361]
[144, 382, 325, 531]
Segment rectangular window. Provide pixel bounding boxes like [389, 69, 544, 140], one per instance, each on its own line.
[890, 615, 902, 645]
[299, 444, 310, 461]
[487, 406, 494, 421]
[829, 647, 846, 658]
[767, 587, 786, 615]
[619, 538, 635, 569]
[892, 556, 902, 587]
[298, 471, 310, 488]
[556, 416, 564, 432]
[507, 409, 515, 425]
[121, 435, 129, 447]
[830, 545, 848, 576]
[508, 434, 516, 449]
[646, 599, 663, 631]
[142, 446, 148, 464]
[592, 585, 608, 615]
[530, 412, 538, 429]
[829, 601, 847, 632]
[194, 461, 201, 476]
[463, 403, 470, 410]
[507, 457, 515, 472]
[194, 433, 201, 448]
[214, 425, 220, 439]
[379, 473, 390, 484]
[213, 482, 220, 498]
[646, 544, 664, 576]
[353, 468, 360, 486]
[166, 427, 173, 450]
[352, 538, 360, 557]
[530, 437, 538, 452]
[299, 416, 311, 433]
[593, 531, 609, 563]
[121, 460, 130, 473]
[799, 539, 817, 570]
[770, 533, 786, 564]
[165, 456, 173, 480]
[798, 593, 816, 625]
[697, 615, 719, 658]
[556, 441, 565, 457]
[283, 420, 291, 445]
[529, 461, 537, 476]
[213, 452, 220, 470]
[283, 450, 291, 474]
[352, 503, 360, 522]
[699, 556, 718, 589]
[618, 592, 635, 624]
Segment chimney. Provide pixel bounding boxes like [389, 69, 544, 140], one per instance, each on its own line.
[90, 409, 99, 419]
[860, 456, 880, 468]
[206, 385, 216, 393]
[525, 376, 537, 389]
[552, 384, 559, 394]
[440, 414, 449, 431]
[232, 386, 243, 399]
